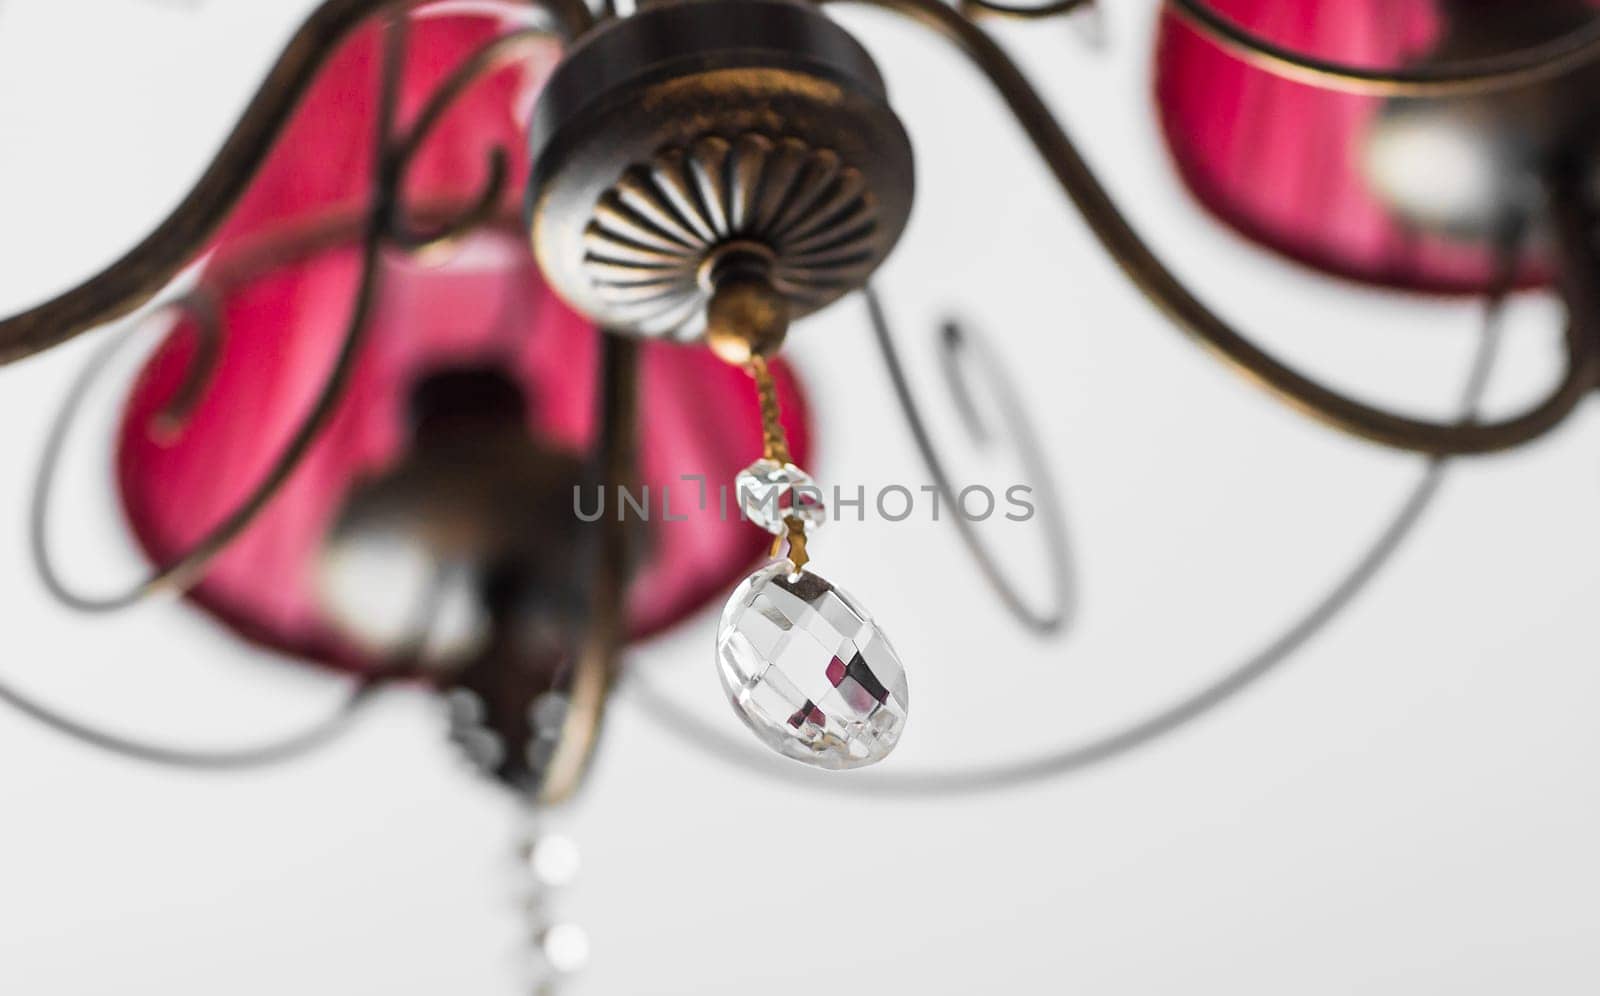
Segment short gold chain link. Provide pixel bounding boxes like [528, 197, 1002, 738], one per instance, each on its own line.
[746, 356, 809, 570]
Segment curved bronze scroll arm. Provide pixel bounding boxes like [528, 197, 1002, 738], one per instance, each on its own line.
[386, 27, 556, 252]
[537, 334, 638, 806]
[28, 12, 584, 613]
[959, 0, 1091, 24]
[26, 250, 363, 611]
[26, 28, 403, 612]
[1166, 0, 1600, 98]
[0, 0, 590, 367]
[819, 0, 1600, 455]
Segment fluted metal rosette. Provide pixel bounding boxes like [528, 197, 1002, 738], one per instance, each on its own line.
[525, 0, 914, 341]
[581, 133, 882, 340]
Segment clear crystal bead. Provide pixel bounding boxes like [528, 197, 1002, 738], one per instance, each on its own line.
[537, 923, 590, 975]
[522, 833, 581, 888]
[716, 560, 908, 769]
[734, 459, 826, 535]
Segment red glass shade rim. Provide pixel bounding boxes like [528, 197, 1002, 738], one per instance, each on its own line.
[1153, 0, 1554, 295]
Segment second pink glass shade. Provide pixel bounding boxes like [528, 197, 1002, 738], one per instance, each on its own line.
[1155, 0, 1559, 293]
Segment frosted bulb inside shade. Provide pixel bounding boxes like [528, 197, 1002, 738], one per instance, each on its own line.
[525, 832, 582, 887]
[315, 531, 486, 662]
[1361, 110, 1531, 236]
[539, 923, 590, 975]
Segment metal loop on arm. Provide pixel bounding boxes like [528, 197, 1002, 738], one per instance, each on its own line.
[864, 287, 1076, 635]
[385, 27, 556, 252]
[819, 0, 1600, 455]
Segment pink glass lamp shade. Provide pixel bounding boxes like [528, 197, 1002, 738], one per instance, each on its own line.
[110, 9, 815, 677]
[115, 231, 812, 674]
[1154, 0, 1594, 293]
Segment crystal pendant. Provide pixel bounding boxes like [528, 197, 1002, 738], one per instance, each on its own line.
[716, 560, 908, 769]
[735, 459, 827, 535]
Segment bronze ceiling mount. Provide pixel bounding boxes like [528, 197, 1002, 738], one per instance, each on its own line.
[525, 0, 915, 346]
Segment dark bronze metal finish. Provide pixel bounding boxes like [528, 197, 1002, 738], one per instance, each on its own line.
[526, 0, 914, 341]
[27, 21, 560, 614]
[319, 370, 590, 666]
[538, 334, 637, 805]
[814, 0, 1600, 455]
[320, 365, 615, 800]
[0, 0, 588, 366]
[15, 12, 628, 801]
[577, 132, 884, 339]
[6, 0, 1595, 459]
[8, 0, 1600, 798]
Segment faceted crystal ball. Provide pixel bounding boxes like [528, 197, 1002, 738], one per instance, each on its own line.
[716, 560, 908, 769]
[735, 460, 827, 535]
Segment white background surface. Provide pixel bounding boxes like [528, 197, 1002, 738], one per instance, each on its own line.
[1, 1, 1599, 993]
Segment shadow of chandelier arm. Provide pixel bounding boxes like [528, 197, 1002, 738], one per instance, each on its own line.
[1165, 0, 1600, 98]
[0, 0, 590, 367]
[0, 677, 384, 771]
[817, 0, 1600, 456]
[0, 550, 456, 771]
[864, 286, 1077, 636]
[627, 269, 1513, 798]
[27, 11, 593, 614]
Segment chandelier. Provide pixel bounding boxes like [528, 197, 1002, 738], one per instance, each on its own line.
[3, 0, 1598, 988]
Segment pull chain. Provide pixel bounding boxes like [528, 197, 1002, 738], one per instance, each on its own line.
[747, 354, 792, 465]
[514, 810, 587, 994]
[745, 355, 810, 570]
